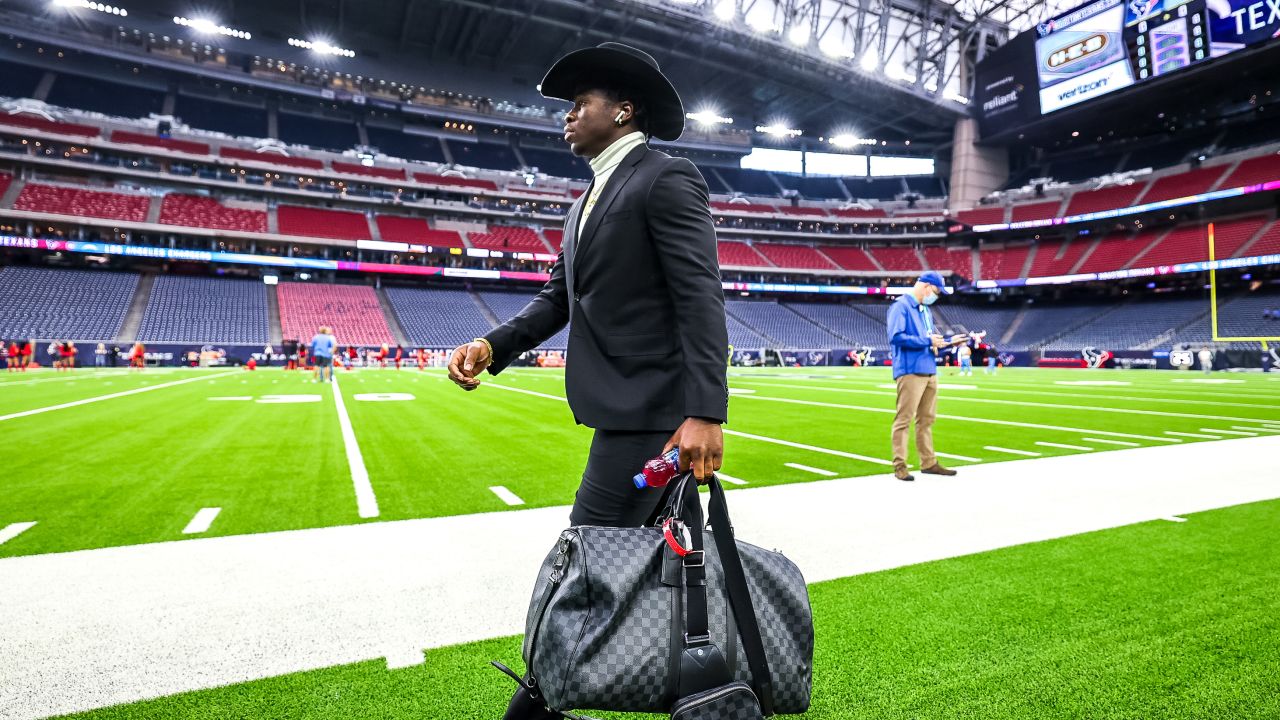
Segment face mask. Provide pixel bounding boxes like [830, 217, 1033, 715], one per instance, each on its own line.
[922, 290, 938, 306]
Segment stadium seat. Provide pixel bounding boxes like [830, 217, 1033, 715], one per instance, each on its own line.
[1025, 237, 1091, 278]
[711, 201, 778, 215]
[1131, 225, 1210, 267]
[1211, 216, 1270, 258]
[782, 301, 887, 346]
[1243, 220, 1280, 257]
[331, 162, 407, 181]
[1004, 303, 1103, 349]
[1076, 230, 1164, 274]
[386, 286, 497, 348]
[1010, 200, 1064, 224]
[111, 130, 210, 156]
[725, 300, 847, 348]
[0, 267, 138, 340]
[276, 282, 394, 346]
[136, 276, 269, 344]
[477, 290, 569, 349]
[544, 228, 564, 251]
[867, 246, 924, 271]
[219, 147, 325, 171]
[932, 304, 1020, 342]
[754, 243, 837, 270]
[1138, 166, 1228, 204]
[978, 244, 1032, 280]
[1217, 153, 1280, 189]
[0, 112, 101, 138]
[0, 172, 11, 199]
[277, 205, 372, 241]
[832, 208, 888, 219]
[414, 173, 499, 191]
[468, 225, 549, 253]
[374, 216, 466, 248]
[818, 245, 879, 271]
[777, 206, 829, 218]
[158, 194, 268, 233]
[955, 206, 1006, 226]
[921, 246, 974, 280]
[1042, 298, 1210, 350]
[718, 242, 772, 267]
[14, 183, 150, 222]
[1063, 184, 1147, 216]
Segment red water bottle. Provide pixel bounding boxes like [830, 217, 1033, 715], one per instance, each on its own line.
[633, 447, 681, 489]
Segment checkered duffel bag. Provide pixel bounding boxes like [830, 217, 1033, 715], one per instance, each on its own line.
[515, 473, 813, 716]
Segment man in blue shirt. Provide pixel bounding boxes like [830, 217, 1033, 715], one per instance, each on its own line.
[309, 326, 336, 383]
[887, 272, 962, 481]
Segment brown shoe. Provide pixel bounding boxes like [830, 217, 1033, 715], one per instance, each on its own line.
[894, 466, 915, 482]
[921, 463, 957, 476]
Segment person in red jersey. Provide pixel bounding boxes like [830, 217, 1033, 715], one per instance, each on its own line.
[131, 341, 146, 370]
[21, 339, 33, 371]
[6, 340, 18, 372]
[347, 344, 357, 370]
[64, 341, 77, 371]
[416, 347, 426, 371]
[245, 357, 257, 371]
[394, 344, 404, 370]
[54, 341, 68, 371]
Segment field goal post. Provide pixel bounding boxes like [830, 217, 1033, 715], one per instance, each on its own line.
[1206, 222, 1279, 350]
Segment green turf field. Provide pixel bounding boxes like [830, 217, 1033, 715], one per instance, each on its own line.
[4, 365, 1280, 559]
[57, 498, 1280, 719]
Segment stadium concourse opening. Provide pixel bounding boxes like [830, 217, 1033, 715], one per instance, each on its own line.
[2, 0, 1280, 717]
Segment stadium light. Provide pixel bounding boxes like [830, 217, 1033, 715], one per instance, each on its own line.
[687, 110, 733, 126]
[288, 38, 356, 58]
[859, 50, 878, 72]
[943, 90, 970, 105]
[52, 0, 127, 17]
[712, 0, 735, 21]
[884, 64, 916, 83]
[755, 123, 802, 138]
[173, 16, 251, 40]
[787, 25, 810, 46]
[818, 36, 853, 59]
[745, 13, 777, 34]
[830, 134, 876, 148]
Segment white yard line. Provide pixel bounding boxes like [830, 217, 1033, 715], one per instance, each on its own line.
[332, 377, 379, 519]
[784, 462, 838, 477]
[1083, 438, 1141, 447]
[0, 372, 236, 422]
[1035, 442, 1094, 451]
[936, 451, 983, 462]
[740, 375, 1280, 402]
[1165, 431, 1220, 439]
[731, 380, 1278, 424]
[716, 473, 748, 485]
[1161, 516, 1188, 523]
[488, 486, 525, 506]
[735, 393, 1183, 444]
[985, 446, 1042, 457]
[182, 508, 222, 535]
[0, 522, 37, 546]
[5, 436, 1277, 720]
[1204, 428, 1256, 437]
[486, 382, 896, 466]
[1233, 426, 1280, 433]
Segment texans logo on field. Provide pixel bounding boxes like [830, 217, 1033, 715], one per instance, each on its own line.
[1081, 346, 1113, 369]
[998, 352, 1016, 367]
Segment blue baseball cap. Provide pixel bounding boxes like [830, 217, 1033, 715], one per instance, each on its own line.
[919, 271, 947, 290]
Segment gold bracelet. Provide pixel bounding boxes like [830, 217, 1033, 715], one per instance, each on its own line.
[472, 337, 494, 362]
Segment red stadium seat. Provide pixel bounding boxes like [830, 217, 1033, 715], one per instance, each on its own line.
[819, 245, 878, 271]
[219, 147, 325, 170]
[111, 130, 210, 156]
[955, 206, 1006, 226]
[1245, 220, 1280, 257]
[832, 208, 888, 219]
[711, 201, 778, 214]
[1139, 166, 1228, 204]
[14, 183, 149, 222]
[276, 282, 394, 347]
[1217, 153, 1280, 189]
[469, 225, 548, 252]
[867, 246, 924, 271]
[158, 194, 267, 233]
[778, 206, 829, 217]
[1076, 230, 1164, 273]
[1063, 184, 1147, 216]
[922, 246, 974, 279]
[0, 113, 101, 137]
[331, 161, 407, 181]
[1132, 225, 1209, 267]
[374, 216, 466, 248]
[978, 244, 1032, 280]
[1213, 216, 1270, 258]
[718, 241, 771, 267]
[414, 173, 499, 191]
[277, 205, 372, 241]
[754, 243, 837, 270]
[1026, 237, 1091, 278]
[0, 172, 11, 200]
[1010, 200, 1064, 224]
[544, 228, 564, 251]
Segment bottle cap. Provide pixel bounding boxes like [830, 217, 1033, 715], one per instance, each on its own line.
[633, 473, 647, 489]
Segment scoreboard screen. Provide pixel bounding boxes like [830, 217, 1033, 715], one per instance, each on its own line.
[977, 0, 1280, 129]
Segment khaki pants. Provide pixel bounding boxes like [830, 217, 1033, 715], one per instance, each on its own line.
[892, 373, 937, 469]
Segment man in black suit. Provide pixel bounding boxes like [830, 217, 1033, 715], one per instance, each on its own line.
[448, 42, 728, 528]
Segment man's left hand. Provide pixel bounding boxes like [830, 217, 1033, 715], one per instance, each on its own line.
[663, 417, 724, 484]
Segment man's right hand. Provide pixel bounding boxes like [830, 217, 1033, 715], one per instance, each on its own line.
[930, 334, 948, 349]
[447, 341, 492, 391]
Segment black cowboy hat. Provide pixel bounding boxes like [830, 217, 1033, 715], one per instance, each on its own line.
[539, 42, 685, 142]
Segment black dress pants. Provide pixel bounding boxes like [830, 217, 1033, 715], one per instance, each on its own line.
[569, 428, 676, 527]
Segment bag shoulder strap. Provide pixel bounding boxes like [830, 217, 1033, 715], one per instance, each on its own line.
[707, 476, 776, 716]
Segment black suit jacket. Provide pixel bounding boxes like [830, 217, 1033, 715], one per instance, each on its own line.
[484, 143, 729, 431]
